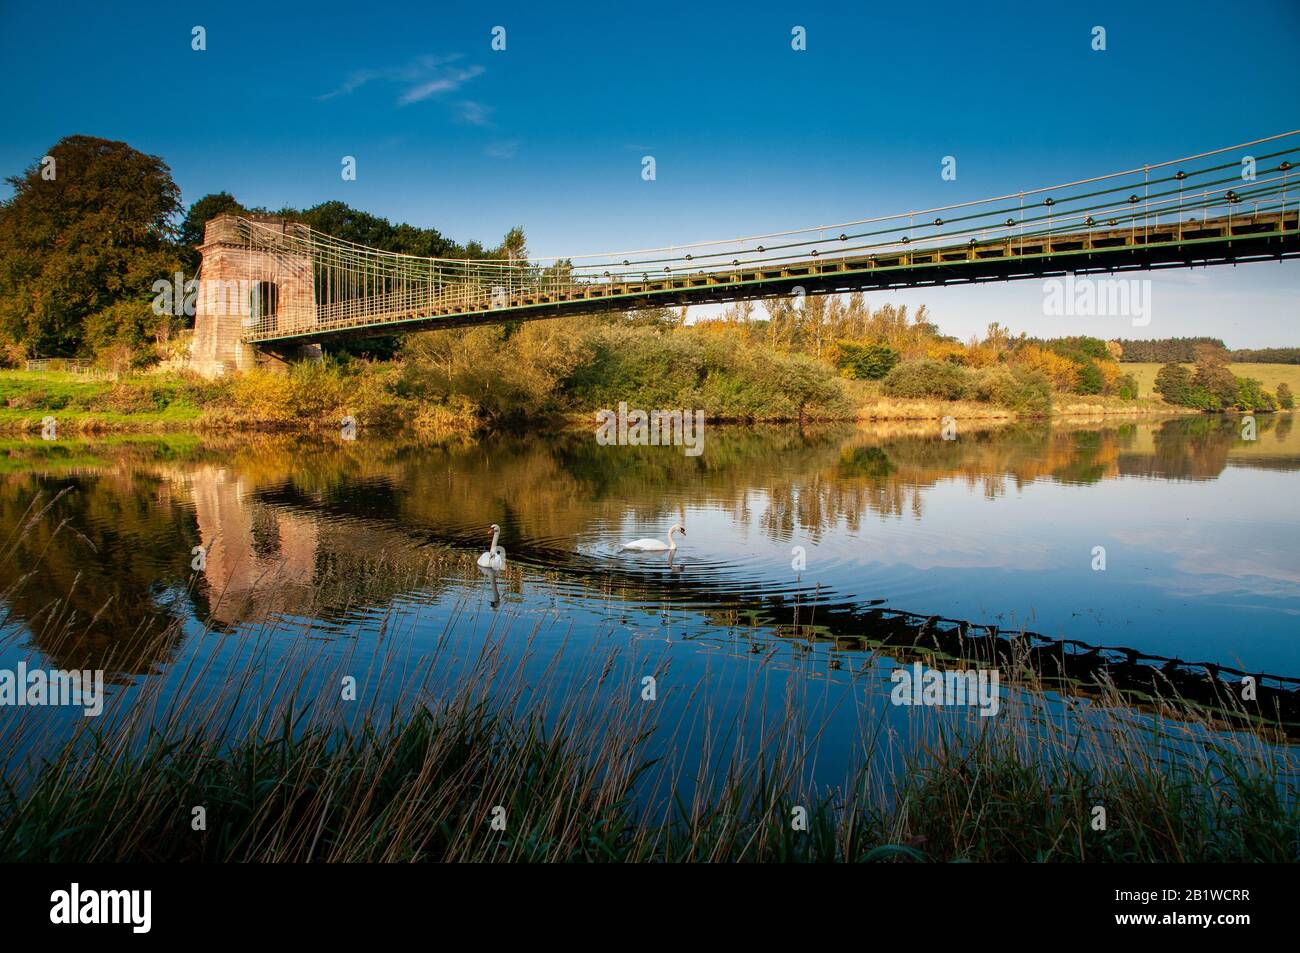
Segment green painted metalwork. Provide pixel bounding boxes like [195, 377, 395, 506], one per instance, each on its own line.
[224, 132, 1300, 346]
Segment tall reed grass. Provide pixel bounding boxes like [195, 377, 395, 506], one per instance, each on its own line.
[2, 614, 1296, 861]
[0, 493, 1296, 862]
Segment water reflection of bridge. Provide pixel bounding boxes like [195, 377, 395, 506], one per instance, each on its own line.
[1, 416, 1297, 714]
[185, 463, 322, 625]
[181, 426, 1300, 735]
[221, 476, 1300, 736]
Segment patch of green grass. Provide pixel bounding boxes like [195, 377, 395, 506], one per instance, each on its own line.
[0, 405, 203, 429]
[0, 370, 109, 408]
[0, 369, 208, 432]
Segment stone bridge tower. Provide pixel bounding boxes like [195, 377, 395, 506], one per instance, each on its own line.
[190, 214, 321, 377]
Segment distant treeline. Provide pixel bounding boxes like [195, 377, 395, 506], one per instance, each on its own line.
[1228, 347, 1300, 364]
[1112, 338, 1226, 362]
[1110, 338, 1300, 364]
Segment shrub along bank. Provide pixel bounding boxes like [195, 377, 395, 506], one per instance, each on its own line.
[7, 323, 1258, 436]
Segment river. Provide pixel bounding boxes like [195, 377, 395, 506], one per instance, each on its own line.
[1, 413, 1297, 788]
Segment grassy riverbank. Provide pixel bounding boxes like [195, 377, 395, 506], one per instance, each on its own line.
[0, 366, 415, 435]
[843, 378, 1183, 420]
[1, 363, 1195, 436]
[3, 658, 1295, 863]
[0, 370, 208, 431]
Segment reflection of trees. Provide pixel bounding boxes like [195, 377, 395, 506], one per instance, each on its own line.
[0, 437, 463, 678]
[204, 415, 1297, 556]
[1120, 415, 1299, 481]
[3, 414, 1297, 679]
[0, 467, 199, 678]
[751, 423, 1128, 540]
[1137, 416, 1233, 481]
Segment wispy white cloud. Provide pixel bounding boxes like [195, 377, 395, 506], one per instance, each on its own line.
[485, 140, 519, 159]
[319, 54, 484, 106]
[454, 100, 493, 126]
[398, 66, 485, 105]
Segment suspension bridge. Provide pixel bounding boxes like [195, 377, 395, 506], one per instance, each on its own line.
[191, 131, 1300, 376]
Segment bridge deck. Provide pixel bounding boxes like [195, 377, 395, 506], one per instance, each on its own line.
[245, 210, 1300, 346]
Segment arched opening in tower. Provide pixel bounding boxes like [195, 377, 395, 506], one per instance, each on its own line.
[250, 281, 279, 334]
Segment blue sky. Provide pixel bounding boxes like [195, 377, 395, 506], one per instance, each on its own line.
[1, 0, 1297, 346]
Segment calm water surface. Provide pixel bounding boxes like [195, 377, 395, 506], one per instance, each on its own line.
[2, 414, 1297, 781]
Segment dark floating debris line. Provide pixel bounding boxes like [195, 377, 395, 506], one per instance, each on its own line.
[532, 547, 1300, 735]
[493, 539, 1300, 735]
[838, 606, 1300, 737]
[868, 606, 1300, 691]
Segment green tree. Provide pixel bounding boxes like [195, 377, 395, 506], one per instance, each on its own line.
[1073, 361, 1104, 395]
[1112, 337, 1227, 363]
[1192, 361, 1238, 409]
[1234, 377, 1277, 412]
[271, 200, 489, 259]
[883, 359, 971, 400]
[967, 366, 1053, 415]
[1116, 373, 1139, 400]
[1154, 363, 1193, 405]
[759, 351, 848, 423]
[499, 226, 527, 262]
[1046, 335, 1111, 363]
[1277, 382, 1295, 410]
[0, 136, 182, 358]
[837, 341, 899, 379]
[1231, 347, 1300, 364]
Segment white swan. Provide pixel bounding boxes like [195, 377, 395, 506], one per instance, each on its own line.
[477, 524, 506, 570]
[622, 523, 685, 552]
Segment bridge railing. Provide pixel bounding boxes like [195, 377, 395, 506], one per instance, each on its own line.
[548, 144, 1299, 287]
[236, 130, 1300, 341]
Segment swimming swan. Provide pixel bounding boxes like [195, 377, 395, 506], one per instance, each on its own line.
[477, 524, 506, 570]
[622, 523, 685, 552]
